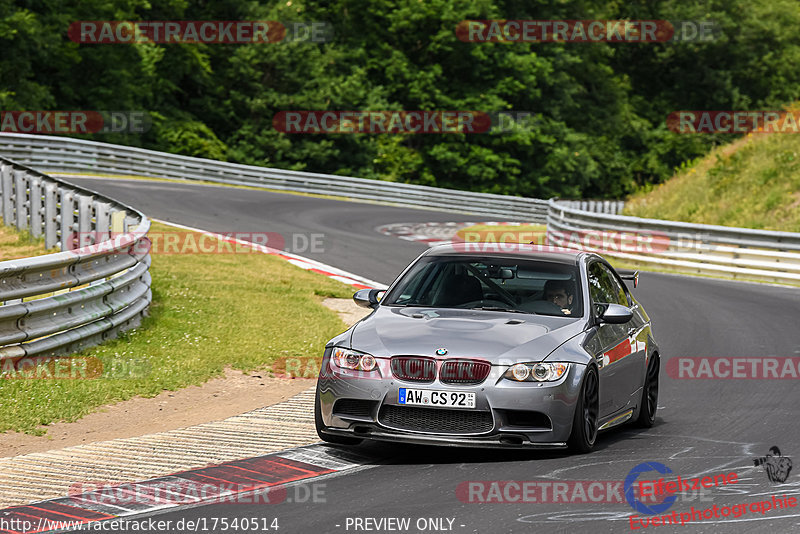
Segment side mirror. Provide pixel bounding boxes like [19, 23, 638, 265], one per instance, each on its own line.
[599, 303, 633, 324]
[353, 288, 383, 309]
[620, 270, 639, 288]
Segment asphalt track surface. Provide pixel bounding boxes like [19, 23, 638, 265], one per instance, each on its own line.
[66, 177, 800, 534]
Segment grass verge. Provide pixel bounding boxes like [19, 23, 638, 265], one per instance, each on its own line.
[0, 223, 57, 261]
[0, 221, 353, 434]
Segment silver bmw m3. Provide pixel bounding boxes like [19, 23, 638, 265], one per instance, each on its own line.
[314, 243, 660, 453]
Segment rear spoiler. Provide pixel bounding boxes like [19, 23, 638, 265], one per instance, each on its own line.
[619, 270, 639, 288]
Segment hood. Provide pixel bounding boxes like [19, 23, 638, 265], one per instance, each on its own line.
[348, 306, 585, 364]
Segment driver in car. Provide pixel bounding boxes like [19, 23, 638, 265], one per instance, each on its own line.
[542, 280, 575, 315]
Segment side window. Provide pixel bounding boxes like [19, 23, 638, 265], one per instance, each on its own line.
[393, 262, 441, 304]
[588, 262, 626, 306]
[607, 269, 630, 306]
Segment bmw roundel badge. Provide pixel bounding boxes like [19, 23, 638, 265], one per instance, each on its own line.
[435, 348, 448, 356]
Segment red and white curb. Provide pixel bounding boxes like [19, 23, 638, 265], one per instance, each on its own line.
[0, 445, 380, 533]
[153, 219, 385, 290]
[376, 221, 534, 247]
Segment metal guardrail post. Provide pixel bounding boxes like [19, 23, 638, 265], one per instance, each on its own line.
[13, 169, 27, 230]
[60, 189, 74, 251]
[44, 182, 58, 249]
[77, 194, 93, 246]
[94, 201, 112, 243]
[29, 176, 43, 237]
[0, 163, 12, 225]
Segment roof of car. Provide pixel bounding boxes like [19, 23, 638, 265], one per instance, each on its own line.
[425, 242, 586, 264]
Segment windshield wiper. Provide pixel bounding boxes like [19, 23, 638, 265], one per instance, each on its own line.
[473, 306, 533, 314]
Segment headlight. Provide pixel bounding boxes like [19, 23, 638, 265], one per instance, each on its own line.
[332, 348, 378, 372]
[505, 362, 570, 382]
[510, 363, 530, 381]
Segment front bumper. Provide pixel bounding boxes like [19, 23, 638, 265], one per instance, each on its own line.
[317, 350, 585, 448]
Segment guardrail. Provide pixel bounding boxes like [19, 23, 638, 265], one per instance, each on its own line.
[0, 133, 549, 222]
[0, 156, 152, 363]
[558, 200, 626, 215]
[548, 199, 800, 284]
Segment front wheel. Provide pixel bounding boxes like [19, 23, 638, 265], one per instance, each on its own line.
[568, 366, 599, 453]
[314, 387, 363, 446]
[634, 354, 659, 428]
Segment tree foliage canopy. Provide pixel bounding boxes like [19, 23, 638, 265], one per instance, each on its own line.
[2, 0, 799, 198]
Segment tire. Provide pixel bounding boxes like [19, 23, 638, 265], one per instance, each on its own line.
[634, 353, 659, 428]
[568, 366, 599, 453]
[314, 386, 363, 446]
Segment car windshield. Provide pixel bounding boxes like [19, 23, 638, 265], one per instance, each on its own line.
[382, 255, 583, 317]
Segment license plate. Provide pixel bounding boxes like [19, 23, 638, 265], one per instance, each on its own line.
[398, 388, 476, 409]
